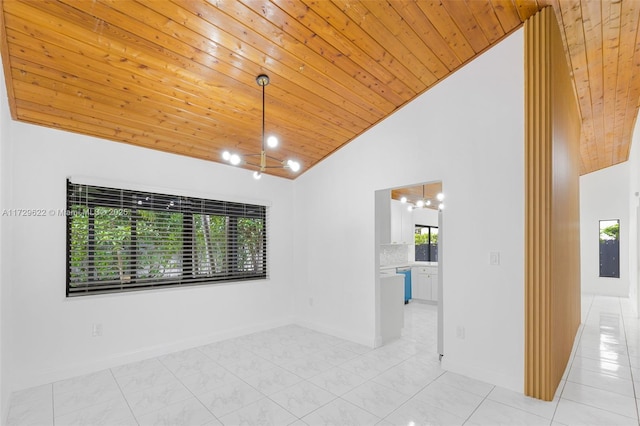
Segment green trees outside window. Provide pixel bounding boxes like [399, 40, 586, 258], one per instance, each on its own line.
[415, 224, 438, 262]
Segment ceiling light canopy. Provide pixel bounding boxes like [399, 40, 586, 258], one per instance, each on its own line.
[221, 74, 301, 178]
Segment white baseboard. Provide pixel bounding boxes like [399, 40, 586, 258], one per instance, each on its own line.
[12, 316, 295, 392]
[441, 356, 523, 393]
[294, 319, 375, 348]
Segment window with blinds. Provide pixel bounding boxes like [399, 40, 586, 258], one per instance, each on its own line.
[66, 180, 268, 296]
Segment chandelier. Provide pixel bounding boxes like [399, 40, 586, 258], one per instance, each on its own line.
[400, 185, 445, 211]
[221, 74, 301, 179]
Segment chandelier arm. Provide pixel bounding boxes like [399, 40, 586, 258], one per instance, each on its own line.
[264, 154, 286, 161]
[244, 161, 288, 170]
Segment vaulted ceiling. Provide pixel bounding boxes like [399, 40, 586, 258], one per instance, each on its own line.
[0, 1, 638, 178]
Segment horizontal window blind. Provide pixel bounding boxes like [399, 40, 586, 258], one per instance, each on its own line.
[66, 180, 268, 296]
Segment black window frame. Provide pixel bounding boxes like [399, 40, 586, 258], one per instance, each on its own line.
[66, 180, 268, 296]
[599, 219, 620, 278]
[415, 224, 438, 262]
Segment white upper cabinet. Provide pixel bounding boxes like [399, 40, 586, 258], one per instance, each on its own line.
[401, 206, 414, 244]
[390, 199, 413, 244]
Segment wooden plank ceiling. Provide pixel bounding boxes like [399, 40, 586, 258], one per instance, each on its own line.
[542, 0, 640, 174]
[0, 1, 638, 178]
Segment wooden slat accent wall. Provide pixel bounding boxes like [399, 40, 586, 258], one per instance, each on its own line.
[525, 7, 581, 401]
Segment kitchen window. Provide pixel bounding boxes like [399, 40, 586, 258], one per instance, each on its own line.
[415, 224, 438, 262]
[66, 180, 267, 296]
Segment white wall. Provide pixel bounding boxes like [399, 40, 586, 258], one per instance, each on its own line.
[293, 29, 525, 391]
[580, 162, 630, 296]
[4, 118, 295, 391]
[0, 61, 12, 420]
[628, 118, 640, 314]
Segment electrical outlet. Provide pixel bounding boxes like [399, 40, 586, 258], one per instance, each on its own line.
[490, 251, 500, 266]
[456, 326, 465, 339]
[91, 323, 103, 337]
[308, 298, 314, 306]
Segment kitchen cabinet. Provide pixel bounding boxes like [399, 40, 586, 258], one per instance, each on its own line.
[411, 266, 438, 302]
[390, 199, 414, 244]
[401, 207, 413, 243]
[390, 200, 402, 243]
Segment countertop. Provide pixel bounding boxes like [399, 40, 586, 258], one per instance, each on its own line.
[379, 262, 438, 271]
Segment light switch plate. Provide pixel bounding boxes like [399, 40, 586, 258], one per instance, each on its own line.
[490, 251, 500, 266]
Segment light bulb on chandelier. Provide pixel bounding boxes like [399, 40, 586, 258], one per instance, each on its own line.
[267, 135, 278, 148]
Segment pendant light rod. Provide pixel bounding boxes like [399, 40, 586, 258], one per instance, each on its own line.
[261, 75, 266, 153]
[258, 74, 269, 172]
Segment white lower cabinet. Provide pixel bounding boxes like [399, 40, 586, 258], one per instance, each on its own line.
[411, 266, 438, 302]
[430, 273, 438, 301]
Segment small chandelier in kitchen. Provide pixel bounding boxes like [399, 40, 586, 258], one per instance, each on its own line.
[221, 74, 301, 179]
[400, 186, 444, 211]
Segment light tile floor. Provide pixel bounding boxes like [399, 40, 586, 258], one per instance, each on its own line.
[6, 295, 640, 425]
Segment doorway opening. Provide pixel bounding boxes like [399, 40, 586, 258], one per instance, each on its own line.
[374, 180, 444, 359]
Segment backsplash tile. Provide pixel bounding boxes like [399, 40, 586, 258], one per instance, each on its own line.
[380, 244, 409, 267]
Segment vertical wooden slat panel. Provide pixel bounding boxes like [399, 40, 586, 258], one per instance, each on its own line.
[525, 7, 581, 401]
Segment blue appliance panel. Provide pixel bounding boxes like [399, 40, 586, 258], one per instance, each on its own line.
[397, 268, 412, 303]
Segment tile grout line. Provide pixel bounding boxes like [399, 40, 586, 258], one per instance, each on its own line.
[556, 297, 640, 423]
[618, 296, 640, 422]
[369, 368, 448, 423]
[161, 351, 228, 424]
[51, 382, 56, 426]
[192, 332, 353, 423]
[108, 368, 139, 425]
[461, 385, 496, 425]
[201, 343, 301, 423]
[549, 294, 594, 424]
[48, 370, 136, 425]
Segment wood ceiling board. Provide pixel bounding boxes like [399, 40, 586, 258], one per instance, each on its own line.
[390, 1, 463, 71]
[6, 0, 354, 160]
[416, 1, 477, 63]
[602, 0, 622, 166]
[464, 0, 506, 44]
[237, 0, 406, 110]
[514, 0, 542, 22]
[441, 0, 490, 53]
[167, 0, 395, 120]
[358, 0, 450, 80]
[4, 36, 256, 143]
[273, 0, 417, 104]
[490, 0, 524, 32]
[300, 0, 424, 95]
[333, 0, 438, 88]
[581, 0, 608, 168]
[0, 0, 15, 119]
[113, 0, 382, 136]
[614, 0, 640, 164]
[553, 0, 598, 173]
[550, 0, 640, 174]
